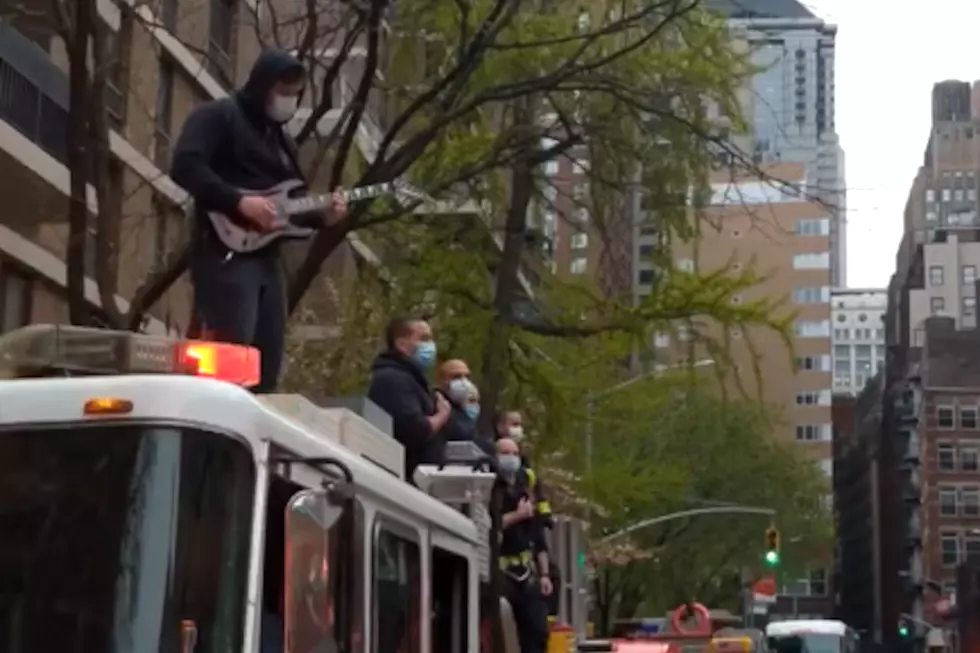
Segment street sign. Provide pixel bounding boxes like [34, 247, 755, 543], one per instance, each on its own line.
[752, 576, 778, 605]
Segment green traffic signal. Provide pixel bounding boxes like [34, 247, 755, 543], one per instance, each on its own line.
[898, 625, 909, 637]
[764, 550, 780, 566]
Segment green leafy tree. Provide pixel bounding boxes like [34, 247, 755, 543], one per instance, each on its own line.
[585, 390, 831, 633]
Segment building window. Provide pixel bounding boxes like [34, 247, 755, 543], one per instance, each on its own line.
[795, 424, 830, 442]
[653, 333, 670, 349]
[940, 486, 958, 516]
[967, 535, 980, 561]
[963, 407, 979, 429]
[795, 320, 830, 338]
[569, 257, 587, 275]
[794, 286, 830, 304]
[964, 265, 977, 285]
[0, 264, 33, 332]
[926, 189, 936, 203]
[103, 16, 131, 130]
[939, 444, 956, 471]
[796, 355, 830, 372]
[963, 487, 980, 517]
[792, 252, 830, 270]
[941, 532, 960, 567]
[930, 266, 945, 286]
[931, 297, 946, 313]
[963, 448, 979, 472]
[796, 391, 830, 406]
[637, 269, 654, 285]
[208, 0, 236, 87]
[676, 258, 695, 272]
[543, 161, 559, 176]
[966, 297, 977, 317]
[794, 218, 830, 236]
[570, 232, 588, 250]
[938, 406, 956, 429]
[154, 58, 175, 169]
[161, 0, 178, 29]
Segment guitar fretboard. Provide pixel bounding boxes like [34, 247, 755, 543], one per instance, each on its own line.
[285, 183, 395, 215]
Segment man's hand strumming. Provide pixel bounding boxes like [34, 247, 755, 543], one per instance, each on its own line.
[238, 195, 278, 232]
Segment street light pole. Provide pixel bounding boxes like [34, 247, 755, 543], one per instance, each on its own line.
[599, 505, 777, 544]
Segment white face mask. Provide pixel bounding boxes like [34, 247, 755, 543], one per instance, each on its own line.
[508, 426, 524, 441]
[267, 94, 299, 123]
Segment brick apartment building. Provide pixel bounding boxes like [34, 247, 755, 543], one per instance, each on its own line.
[0, 0, 369, 334]
[916, 318, 980, 620]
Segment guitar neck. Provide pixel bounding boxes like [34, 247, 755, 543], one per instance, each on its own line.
[285, 183, 394, 216]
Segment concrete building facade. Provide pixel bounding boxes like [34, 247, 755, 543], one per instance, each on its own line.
[665, 164, 833, 463]
[831, 289, 886, 396]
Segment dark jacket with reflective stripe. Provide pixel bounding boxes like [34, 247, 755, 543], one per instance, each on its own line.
[497, 468, 548, 564]
[523, 459, 554, 529]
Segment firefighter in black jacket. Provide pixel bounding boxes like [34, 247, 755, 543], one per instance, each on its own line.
[495, 410, 554, 528]
[495, 437, 552, 653]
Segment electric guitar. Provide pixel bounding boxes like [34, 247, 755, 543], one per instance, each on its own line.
[205, 178, 425, 253]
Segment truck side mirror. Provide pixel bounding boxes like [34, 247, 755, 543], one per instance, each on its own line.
[283, 489, 345, 653]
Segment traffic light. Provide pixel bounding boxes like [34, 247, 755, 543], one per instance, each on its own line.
[764, 527, 780, 566]
[898, 618, 910, 637]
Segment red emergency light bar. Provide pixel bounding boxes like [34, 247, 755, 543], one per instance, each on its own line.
[0, 324, 260, 387]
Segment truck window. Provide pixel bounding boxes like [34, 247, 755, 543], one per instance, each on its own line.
[373, 526, 420, 653]
[0, 424, 254, 653]
[432, 548, 468, 653]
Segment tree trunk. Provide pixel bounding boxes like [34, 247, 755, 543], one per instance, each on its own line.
[479, 98, 537, 420]
[64, 2, 92, 325]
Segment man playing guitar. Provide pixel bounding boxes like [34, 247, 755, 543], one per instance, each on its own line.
[170, 50, 347, 392]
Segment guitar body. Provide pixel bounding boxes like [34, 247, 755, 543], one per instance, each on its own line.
[207, 179, 314, 254]
[204, 177, 423, 254]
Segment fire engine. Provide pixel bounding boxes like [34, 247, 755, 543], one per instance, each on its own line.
[0, 324, 588, 653]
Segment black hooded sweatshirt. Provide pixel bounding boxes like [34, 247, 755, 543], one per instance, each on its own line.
[367, 351, 445, 480]
[169, 50, 307, 256]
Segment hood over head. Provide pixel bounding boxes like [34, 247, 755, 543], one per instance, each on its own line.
[237, 49, 304, 119]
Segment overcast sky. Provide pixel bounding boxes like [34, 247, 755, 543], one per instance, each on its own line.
[802, 0, 980, 288]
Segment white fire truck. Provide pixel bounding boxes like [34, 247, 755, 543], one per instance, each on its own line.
[0, 324, 588, 653]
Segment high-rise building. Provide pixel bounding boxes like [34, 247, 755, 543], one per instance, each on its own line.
[831, 289, 887, 396]
[724, 2, 847, 287]
[933, 80, 972, 122]
[0, 0, 376, 334]
[667, 164, 834, 450]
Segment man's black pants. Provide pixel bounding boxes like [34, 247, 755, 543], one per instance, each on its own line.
[191, 251, 286, 393]
[504, 572, 549, 653]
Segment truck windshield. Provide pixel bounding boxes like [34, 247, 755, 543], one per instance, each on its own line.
[0, 423, 255, 652]
[768, 634, 842, 653]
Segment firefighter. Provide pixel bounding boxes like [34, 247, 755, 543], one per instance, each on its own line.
[495, 436, 552, 653]
[495, 410, 554, 529]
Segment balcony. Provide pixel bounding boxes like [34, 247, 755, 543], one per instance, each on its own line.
[0, 22, 69, 165]
[0, 21, 92, 262]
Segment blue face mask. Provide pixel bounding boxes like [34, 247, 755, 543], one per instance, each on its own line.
[498, 454, 521, 474]
[411, 341, 437, 369]
[464, 404, 480, 421]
